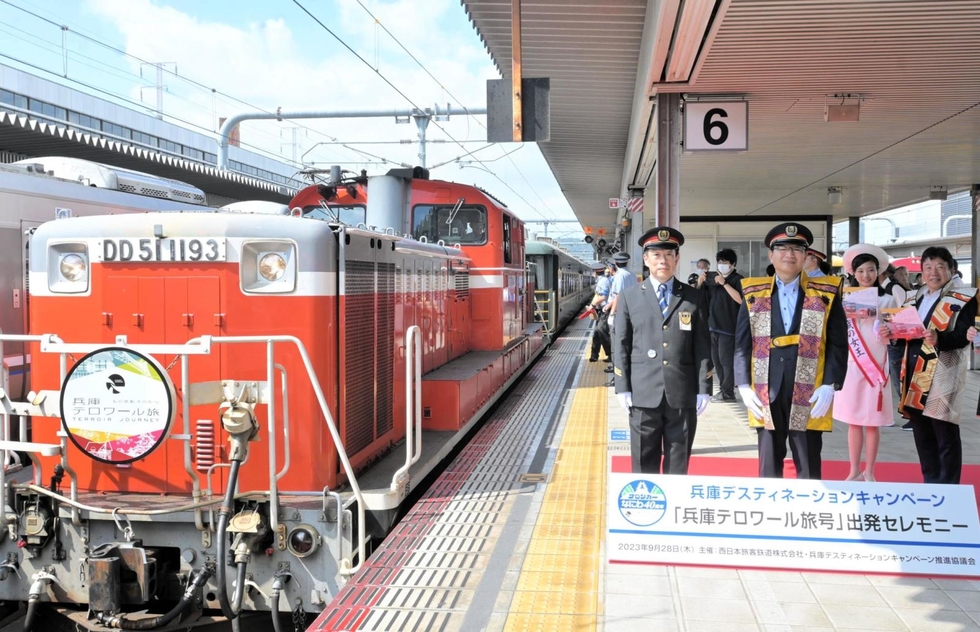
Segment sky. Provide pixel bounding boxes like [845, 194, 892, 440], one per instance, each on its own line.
[0, 0, 582, 239]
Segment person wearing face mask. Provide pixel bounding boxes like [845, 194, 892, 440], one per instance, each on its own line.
[706, 249, 743, 402]
[894, 246, 977, 484]
[734, 223, 847, 480]
[695, 258, 712, 289]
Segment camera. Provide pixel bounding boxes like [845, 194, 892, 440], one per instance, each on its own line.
[687, 273, 699, 286]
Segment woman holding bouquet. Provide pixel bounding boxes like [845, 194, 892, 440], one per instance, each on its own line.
[834, 244, 896, 482]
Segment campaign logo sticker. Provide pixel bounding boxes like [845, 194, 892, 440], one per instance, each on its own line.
[618, 479, 667, 527]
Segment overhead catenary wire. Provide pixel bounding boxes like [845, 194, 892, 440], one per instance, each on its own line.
[291, 0, 551, 221]
[351, 0, 561, 220]
[0, 0, 397, 166]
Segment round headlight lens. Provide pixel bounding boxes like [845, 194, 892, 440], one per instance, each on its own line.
[258, 253, 286, 282]
[60, 254, 87, 282]
[286, 525, 320, 558]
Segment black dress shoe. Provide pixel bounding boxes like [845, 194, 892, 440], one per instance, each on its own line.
[604, 366, 614, 373]
[902, 421, 913, 431]
[588, 357, 599, 363]
[600, 357, 612, 362]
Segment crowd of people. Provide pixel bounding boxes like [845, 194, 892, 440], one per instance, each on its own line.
[592, 221, 978, 486]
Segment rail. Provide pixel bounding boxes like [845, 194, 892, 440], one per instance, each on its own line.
[0, 331, 368, 577]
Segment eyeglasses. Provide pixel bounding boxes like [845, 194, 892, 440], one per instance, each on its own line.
[772, 244, 806, 254]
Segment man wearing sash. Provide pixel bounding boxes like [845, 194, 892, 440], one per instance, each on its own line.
[895, 246, 977, 484]
[614, 227, 711, 474]
[734, 223, 847, 479]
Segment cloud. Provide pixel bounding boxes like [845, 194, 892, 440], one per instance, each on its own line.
[83, 0, 577, 225]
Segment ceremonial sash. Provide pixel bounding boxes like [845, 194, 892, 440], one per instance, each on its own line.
[743, 274, 841, 432]
[845, 318, 887, 412]
[900, 289, 971, 414]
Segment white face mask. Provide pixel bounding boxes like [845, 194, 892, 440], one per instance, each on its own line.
[717, 263, 732, 274]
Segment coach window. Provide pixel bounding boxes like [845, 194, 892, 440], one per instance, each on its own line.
[412, 205, 488, 245]
[502, 214, 512, 264]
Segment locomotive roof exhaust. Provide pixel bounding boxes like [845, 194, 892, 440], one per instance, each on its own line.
[366, 174, 412, 235]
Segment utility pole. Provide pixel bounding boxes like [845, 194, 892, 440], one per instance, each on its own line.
[140, 62, 176, 120]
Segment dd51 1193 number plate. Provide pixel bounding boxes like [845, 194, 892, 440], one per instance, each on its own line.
[97, 238, 226, 263]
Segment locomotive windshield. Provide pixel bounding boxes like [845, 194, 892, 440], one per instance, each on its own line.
[303, 204, 366, 225]
[412, 204, 488, 245]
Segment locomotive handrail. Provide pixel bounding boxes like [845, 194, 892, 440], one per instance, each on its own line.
[391, 326, 422, 493]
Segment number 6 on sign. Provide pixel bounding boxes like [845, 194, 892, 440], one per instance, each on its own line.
[684, 101, 748, 151]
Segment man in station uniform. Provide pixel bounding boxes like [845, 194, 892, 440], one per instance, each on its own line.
[803, 248, 830, 278]
[604, 252, 638, 375]
[734, 223, 847, 479]
[613, 227, 711, 474]
[588, 261, 612, 363]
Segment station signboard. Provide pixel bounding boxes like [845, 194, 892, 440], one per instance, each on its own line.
[684, 101, 749, 151]
[608, 473, 980, 577]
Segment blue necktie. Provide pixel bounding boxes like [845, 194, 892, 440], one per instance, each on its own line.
[658, 284, 669, 317]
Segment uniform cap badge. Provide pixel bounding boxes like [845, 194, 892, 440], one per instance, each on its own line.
[658, 229, 670, 241]
[786, 225, 798, 237]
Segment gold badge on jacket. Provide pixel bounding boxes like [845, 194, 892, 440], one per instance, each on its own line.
[679, 311, 692, 331]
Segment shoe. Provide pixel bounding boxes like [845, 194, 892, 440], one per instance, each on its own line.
[722, 394, 737, 401]
[605, 379, 615, 387]
[901, 421, 913, 431]
[844, 471, 863, 482]
[863, 471, 876, 482]
[588, 358, 598, 363]
[600, 357, 612, 362]
[604, 366, 614, 373]
[710, 395, 728, 403]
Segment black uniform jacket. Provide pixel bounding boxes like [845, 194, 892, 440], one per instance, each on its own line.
[733, 277, 847, 400]
[613, 277, 711, 409]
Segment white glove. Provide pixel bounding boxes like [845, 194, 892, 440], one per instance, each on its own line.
[809, 384, 836, 419]
[617, 392, 633, 410]
[738, 385, 764, 418]
[696, 394, 710, 416]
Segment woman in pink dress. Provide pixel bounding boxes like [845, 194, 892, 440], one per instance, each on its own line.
[834, 244, 896, 482]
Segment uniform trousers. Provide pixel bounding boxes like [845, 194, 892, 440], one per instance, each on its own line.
[590, 314, 611, 361]
[908, 410, 962, 484]
[710, 331, 736, 398]
[757, 384, 823, 479]
[629, 398, 694, 475]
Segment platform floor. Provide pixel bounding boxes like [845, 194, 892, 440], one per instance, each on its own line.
[314, 317, 980, 631]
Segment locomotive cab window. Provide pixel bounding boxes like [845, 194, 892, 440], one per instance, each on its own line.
[502, 214, 512, 264]
[412, 204, 487, 245]
[303, 204, 366, 225]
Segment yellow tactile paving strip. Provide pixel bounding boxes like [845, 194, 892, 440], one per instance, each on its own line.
[504, 348, 607, 631]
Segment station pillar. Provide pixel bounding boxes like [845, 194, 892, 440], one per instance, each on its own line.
[973, 185, 980, 288]
[848, 216, 860, 246]
[655, 93, 681, 228]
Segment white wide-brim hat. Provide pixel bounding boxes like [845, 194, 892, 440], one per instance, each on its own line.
[843, 243, 890, 275]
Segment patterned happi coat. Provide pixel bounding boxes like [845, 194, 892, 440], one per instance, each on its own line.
[738, 274, 845, 432]
[900, 283, 977, 424]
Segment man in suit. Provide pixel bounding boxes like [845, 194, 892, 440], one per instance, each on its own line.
[734, 223, 847, 480]
[613, 226, 711, 474]
[896, 246, 977, 484]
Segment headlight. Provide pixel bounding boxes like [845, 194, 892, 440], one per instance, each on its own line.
[60, 253, 87, 282]
[240, 240, 296, 294]
[258, 253, 287, 282]
[46, 243, 89, 294]
[286, 524, 321, 558]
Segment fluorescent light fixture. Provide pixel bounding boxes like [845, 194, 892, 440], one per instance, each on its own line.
[929, 186, 948, 201]
[825, 94, 861, 122]
[828, 187, 842, 205]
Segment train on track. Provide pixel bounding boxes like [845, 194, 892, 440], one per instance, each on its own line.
[0, 160, 592, 630]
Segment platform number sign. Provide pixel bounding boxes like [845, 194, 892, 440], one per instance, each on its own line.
[684, 101, 748, 151]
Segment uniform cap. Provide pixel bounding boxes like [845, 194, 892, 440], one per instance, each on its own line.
[613, 252, 631, 264]
[638, 226, 684, 250]
[806, 248, 827, 261]
[765, 222, 813, 249]
[589, 261, 606, 271]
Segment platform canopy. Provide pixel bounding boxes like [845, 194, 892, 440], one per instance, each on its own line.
[462, 0, 980, 232]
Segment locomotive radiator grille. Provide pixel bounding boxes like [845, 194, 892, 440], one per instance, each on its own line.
[344, 260, 377, 456]
[376, 262, 395, 437]
[453, 269, 469, 298]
